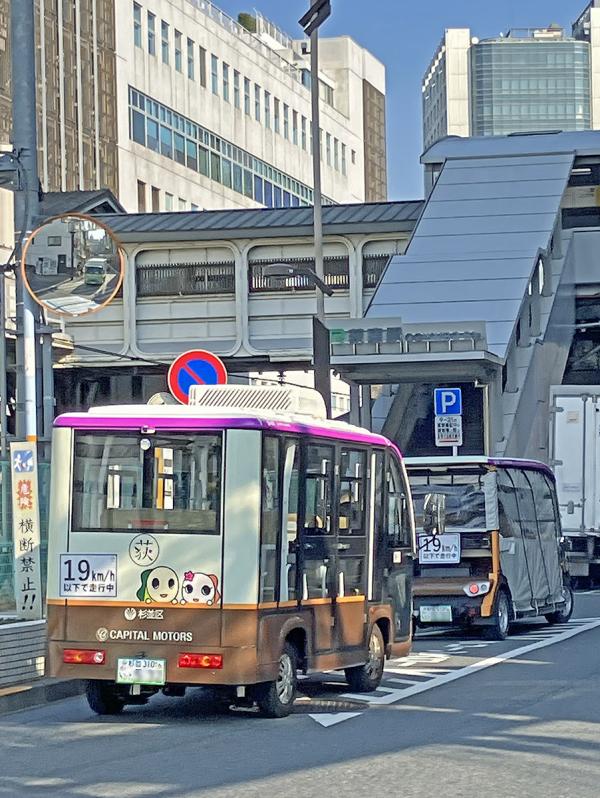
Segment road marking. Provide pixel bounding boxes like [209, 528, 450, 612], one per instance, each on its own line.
[309, 712, 362, 727]
[307, 618, 600, 727]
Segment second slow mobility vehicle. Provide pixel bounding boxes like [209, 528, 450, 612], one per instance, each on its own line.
[46, 385, 432, 718]
[406, 457, 574, 640]
[83, 257, 107, 286]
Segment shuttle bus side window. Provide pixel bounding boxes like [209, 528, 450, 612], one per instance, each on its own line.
[338, 448, 367, 596]
[302, 443, 335, 598]
[280, 438, 300, 602]
[509, 469, 538, 540]
[497, 471, 520, 538]
[543, 473, 562, 538]
[387, 458, 411, 548]
[260, 436, 280, 603]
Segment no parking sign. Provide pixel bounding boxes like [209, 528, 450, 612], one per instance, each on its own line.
[167, 349, 228, 404]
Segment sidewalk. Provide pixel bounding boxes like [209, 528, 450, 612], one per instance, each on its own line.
[0, 677, 84, 716]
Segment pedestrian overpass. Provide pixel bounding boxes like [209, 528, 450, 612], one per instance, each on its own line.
[56, 131, 600, 462]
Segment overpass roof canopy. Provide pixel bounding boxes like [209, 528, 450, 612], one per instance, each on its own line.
[367, 130, 598, 360]
[422, 130, 600, 163]
[95, 200, 423, 243]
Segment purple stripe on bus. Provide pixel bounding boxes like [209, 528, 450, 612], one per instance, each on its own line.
[54, 413, 402, 456]
[487, 457, 555, 480]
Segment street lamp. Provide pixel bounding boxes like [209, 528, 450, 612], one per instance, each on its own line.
[298, 0, 332, 416]
[259, 262, 334, 296]
[259, 262, 332, 417]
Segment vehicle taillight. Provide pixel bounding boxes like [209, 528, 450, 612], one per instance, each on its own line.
[63, 649, 105, 665]
[178, 653, 223, 669]
[464, 581, 490, 597]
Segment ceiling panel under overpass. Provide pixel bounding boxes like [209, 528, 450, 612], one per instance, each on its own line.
[366, 151, 575, 359]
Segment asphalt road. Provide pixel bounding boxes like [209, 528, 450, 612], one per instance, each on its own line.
[1, 593, 599, 798]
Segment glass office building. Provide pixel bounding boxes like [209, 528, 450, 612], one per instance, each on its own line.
[471, 37, 591, 136]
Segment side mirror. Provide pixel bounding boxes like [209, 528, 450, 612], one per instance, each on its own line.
[423, 492, 446, 535]
[566, 501, 575, 515]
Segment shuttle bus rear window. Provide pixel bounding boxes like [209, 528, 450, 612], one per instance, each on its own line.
[410, 470, 487, 530]
[72, 432, 222, 534]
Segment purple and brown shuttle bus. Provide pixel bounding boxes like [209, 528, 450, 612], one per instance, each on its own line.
[406, 456, 574, 640]
[47, 385, 418, 717]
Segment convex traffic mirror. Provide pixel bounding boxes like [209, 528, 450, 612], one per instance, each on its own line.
[22, 213, 124, 317]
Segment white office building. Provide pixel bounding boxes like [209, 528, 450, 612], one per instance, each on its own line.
[422, 1, 600, 149]
[118, 1, 388, 213]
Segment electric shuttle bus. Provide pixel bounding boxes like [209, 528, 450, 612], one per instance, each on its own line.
[46, 385, 422, 718]
[406, 457, 573, 640]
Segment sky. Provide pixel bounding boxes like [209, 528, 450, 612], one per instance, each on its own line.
[215, 0, 588, 200]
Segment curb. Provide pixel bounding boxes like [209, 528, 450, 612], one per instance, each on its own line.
[0, 678, 85, 716]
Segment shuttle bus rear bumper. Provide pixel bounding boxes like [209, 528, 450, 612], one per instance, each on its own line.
[413, 595, 495, 627]
[48, 640, 278, 686]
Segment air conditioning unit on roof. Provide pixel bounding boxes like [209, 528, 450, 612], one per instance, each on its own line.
[188, 383, 326, 420]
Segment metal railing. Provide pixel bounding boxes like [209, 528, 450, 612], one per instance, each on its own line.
[137, 261, 236, 297]
[249, 256, 350, 293]
[362, 254, 392, 289]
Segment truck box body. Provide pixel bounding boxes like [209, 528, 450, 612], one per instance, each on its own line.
[550, 386, 600, 580]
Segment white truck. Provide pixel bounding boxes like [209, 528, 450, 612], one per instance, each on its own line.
[550, 386, 600, 586]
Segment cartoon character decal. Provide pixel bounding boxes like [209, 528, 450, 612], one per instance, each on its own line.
[136, 566, 180, 604]
[180, 571, 221, 606]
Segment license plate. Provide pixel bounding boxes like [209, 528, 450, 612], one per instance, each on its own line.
[419, 605, 453, 623]
[116, 657, 166, 686]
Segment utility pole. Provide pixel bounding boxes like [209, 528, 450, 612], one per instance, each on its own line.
[11, 0, 40, 443]
[300, 0, 332, 416]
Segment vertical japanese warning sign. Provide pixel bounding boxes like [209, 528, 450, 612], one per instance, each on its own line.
[10, 442, 43, 620]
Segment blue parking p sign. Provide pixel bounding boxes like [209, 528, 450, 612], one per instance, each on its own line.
[434, 388, 462, 416]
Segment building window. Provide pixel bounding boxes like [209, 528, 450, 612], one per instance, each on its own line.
[283, 104, 289, 139]
[127, 87, 326, 210]
[211, 55, 218, 95]
[187, 39, 195, 80]
[241, 77, 249, 115]
[326, 132, 331, 165]
[147, 12, 156, 56]
[160, 21, 169, 64]
[274, 98, 280, 134]
[165, 192, 173, 211]
[351, 149, 356, 164]
[179, 198, 186, 211]
[264, 91, 271, 128]
[137, 180, 146, 212]
[254, 84, 261, 121]
[334, 138, 339, 170]
[292, 111, 298, 145]
[199, 46, 207, 87]
[133, 3, 142, 48]
[301, 116, 307, 150]
[47, 236, 62, 246]
[223, 63, 230, 102]
[341, 143, 347, 175]
[234, 70, 240, 108]
[151, 186, 160, 212]
[174, 31, 182, 72]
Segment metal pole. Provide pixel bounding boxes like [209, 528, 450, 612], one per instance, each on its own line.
[11, 0, 39, 444]
[310, 28, 324, 322]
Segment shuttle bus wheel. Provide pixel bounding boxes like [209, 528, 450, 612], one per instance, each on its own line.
[483, 589, 511, 641]
[344, 624, 385, 692]
[545, 584, 574, 625]
[86, 680, 126, 715]
[253, 642, 298, 718]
